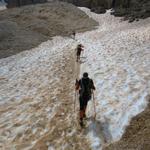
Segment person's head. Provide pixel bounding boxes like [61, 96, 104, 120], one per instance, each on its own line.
[83, 72, 88, 78]
[78, 44, 84, 47]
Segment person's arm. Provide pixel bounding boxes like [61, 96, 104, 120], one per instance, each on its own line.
[91, 79, 96, 90]
[75, 79, 80, 90]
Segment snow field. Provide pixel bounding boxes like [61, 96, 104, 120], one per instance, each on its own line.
[0, 37, 77, 149]
[0, 6, 150, 150]
[78, 8, 150, 150]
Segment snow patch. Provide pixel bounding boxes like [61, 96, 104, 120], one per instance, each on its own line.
[87, 131, 102, 150]
[78, 7, 150, 149]
[0, 36, 77, 149]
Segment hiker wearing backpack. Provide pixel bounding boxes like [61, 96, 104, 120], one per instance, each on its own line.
[76, 44, 84, 62]
[75, 72, 96, 126]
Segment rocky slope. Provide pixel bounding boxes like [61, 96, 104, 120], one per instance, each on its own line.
[4, 0, 150, 20]
[6, 0, 47, 8]
[112, 0, 150, 22]
[59, 0, 150, 21]
[0, 1, 98, 58]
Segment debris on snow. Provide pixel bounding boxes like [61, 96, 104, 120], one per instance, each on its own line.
[78, 7, 150, 149]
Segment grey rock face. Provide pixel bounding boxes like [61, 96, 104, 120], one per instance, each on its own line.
[59, 0, 112, 14]
[112, 0, 150, 21]
[7, 0, 47, 8]
[60, 0, 150, 20]
[60, 0, 113, 9]
[5, 0, 150, 21]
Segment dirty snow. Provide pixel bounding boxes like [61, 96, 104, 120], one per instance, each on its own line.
[0, 6, 150, 150]
[77, 8, 150, 149]
[0, 37, 77, 149]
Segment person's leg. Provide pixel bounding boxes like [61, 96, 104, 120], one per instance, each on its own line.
[79, 96, 84, 123]
[77, 55, 79, 62]
[77, 54, 80, 62]
[79, 51, 81, 62]
[83, 107, 86, 118]
[79, 54, 81, 61]
[83, 100, 88, 118]
[73, 34, 75, 40]
[77, 51, 81, 62]
[83, 96, 91, 118]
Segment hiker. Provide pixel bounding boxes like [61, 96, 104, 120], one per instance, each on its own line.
[72, 31, 76, 39]
[76, 44, 84, 62]
[75, 72, 96, 126]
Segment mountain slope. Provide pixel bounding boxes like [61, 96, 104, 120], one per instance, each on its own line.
[0, 1, 98, 58]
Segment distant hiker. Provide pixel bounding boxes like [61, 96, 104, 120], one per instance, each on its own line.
[75, 72, 96, 126]
[72, 31, 76, 39]
[76, 44, 84, 62]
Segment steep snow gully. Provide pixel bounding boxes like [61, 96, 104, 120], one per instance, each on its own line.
[0, 7, 150, 150]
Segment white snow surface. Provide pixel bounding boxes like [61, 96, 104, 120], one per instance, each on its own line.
[0, 0, 6, 11]
[0, 7, 150, 150]
[77, 8, 150, 149]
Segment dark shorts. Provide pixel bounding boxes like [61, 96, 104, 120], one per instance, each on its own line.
[79, 95, 91, 110]
[77, 51, 81, 56]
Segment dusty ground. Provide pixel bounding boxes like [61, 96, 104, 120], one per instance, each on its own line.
[0, 1, 98, 58]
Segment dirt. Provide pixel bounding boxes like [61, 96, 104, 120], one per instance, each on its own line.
[0, 1, 98, 58]
[104, 96, 150, 150]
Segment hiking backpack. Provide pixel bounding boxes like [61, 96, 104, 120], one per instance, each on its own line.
[80, 78, 93, 97]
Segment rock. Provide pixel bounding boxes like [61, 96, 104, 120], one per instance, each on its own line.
[7, 0, 47, 8]
[0, 21, 17, 40]
[59, 0, 113, 9]
[128, 17, 135, 23]
[91, 7, 106, 14]
[112, 8, 129, 17]
[112, 0, 150, 20]
[58, 0, 150, 21]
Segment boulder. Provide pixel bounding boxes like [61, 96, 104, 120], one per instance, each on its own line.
[91, 6, 106, 14]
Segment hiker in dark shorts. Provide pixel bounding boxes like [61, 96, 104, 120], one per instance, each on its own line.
[72, 31, 76, 39]
[75, 72, 96, 126]
[76, 44, 84, 62]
